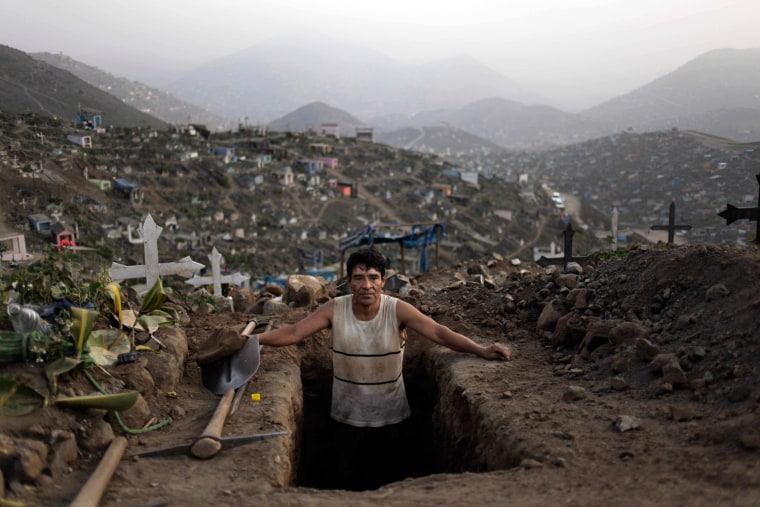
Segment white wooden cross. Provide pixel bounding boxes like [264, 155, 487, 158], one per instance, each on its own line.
[110, 214, 204, 289]
[185, 247, 250, 296]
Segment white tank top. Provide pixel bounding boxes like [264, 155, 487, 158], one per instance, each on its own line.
[330, 294, 411, 427]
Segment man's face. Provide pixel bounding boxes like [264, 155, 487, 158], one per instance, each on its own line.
[349, 265, 385, 306]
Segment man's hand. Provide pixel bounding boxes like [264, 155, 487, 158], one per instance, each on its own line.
[481, 343, 512, 361]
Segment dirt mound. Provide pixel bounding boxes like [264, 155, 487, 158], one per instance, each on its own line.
[2, 244, 759, 506]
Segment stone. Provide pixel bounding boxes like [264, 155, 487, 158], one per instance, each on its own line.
[611, 376, 628, 391]
[552, 311, 585, 347]
[118, 394, 152, 429]
[145, 353, 181, 392]
[609, 321, 650, 348]
[262, 299, 290, 315]
[155, 326, 189, 366]
[536, 299, 565, 334]
[49, 435, 79, 478]
[705, 283, 730, 302]
[112, 359, 155, 397]
[13, 438, 48, 482]
[614, 415, 642, 432]
[563, 385, 588, 401]
[230, 288, 257, 312]
[662, 359, 688, 385]
[578, 319, 612, 359]
[285, 275, 326, 305]
[556, 274, 579, 289]
[80, 418, 115, 452]
[635, 337, 661, 361]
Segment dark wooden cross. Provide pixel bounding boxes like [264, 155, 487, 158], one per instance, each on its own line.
[718, 174, 760, 245]
[537, 223, 594, 271]
[650, 201, 691, 244]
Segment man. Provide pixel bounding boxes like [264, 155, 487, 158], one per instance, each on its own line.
[254, 247, 512, 489]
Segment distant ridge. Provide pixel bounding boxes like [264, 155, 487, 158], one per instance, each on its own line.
[0, 45, 166, 129]
[32, 51, 229, 131]
[166, 34, 542, 124]
[267, 101, 366, 135]
[581, 48, 760, 141]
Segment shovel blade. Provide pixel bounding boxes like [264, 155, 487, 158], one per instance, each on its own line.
[201, 335, 262, 395]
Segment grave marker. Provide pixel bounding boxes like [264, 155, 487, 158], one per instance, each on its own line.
[650, 202, 691, 244]
[185, 247, 250, 296]
[537, 223, 594, 271]
[110, 214, 204, 289]
[717, 174, 760, 245]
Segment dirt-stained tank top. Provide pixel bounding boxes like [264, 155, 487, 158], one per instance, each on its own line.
[330, 294, 411, 427]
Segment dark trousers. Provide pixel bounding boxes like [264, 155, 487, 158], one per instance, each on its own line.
[332, 419, 412, 491]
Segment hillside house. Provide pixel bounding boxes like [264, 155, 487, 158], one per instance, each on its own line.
[0, 232, 33, 262]
[460, 171, 480, 188]
[295, 159, 323, 174]
[272, 146, 290, 161]
[309, 143, 332, 155]
[249, 138, 271, 152]
[274, 166, 294, 186]
[89, 179, 113, 191]
[76, 110, 102, 129]
[317, 157, 339, 169]
[51, 222, 76, 251]
[28, 214, 52, 233]
[320, 123, 340, 138]
[213, 147, 235, 157]
[493, 210, 513, 221]
[355, 128, 374, 143]
[432, 183, 452, 197]
[337, 181, 355, 197]
[67, 134, 92, 149]
[113, 179, 142, 203]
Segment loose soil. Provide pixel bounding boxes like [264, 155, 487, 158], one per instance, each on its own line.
[2, 243, 760, 506]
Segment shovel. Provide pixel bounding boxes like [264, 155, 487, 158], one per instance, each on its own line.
[201, 320, 264, 396]
[136, 320, 284, 459]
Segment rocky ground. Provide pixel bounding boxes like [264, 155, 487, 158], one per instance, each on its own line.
[2, 242, 760, 506]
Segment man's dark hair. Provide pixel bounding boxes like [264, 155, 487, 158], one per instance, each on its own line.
[346, 247, 386, 278]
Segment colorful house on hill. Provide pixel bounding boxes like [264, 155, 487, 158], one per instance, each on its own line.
[355, 128, 374, 143]
[0, 233, 33, 262]
[28, 214, 52, 233]
[317, 157, 339, 169]
[274, 166, 294, 186]
[67, 134, 92, 149]
[320, 123, 340, 138]
[51, 222, 76, 251]
[76, 109, 102, 129]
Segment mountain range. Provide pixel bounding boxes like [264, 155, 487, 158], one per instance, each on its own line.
[0, 45, 166, 130]
[1, 39, 759, 151]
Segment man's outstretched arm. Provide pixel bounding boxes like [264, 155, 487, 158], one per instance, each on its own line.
[251, 301, 333, 347]
[396, 299, 512, 360]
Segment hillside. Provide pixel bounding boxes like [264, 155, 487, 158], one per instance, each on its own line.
[31, 51, 230, 131]
[267, 102, 366, 135]
[376, 125, 505, 156]
[0, 111, 568, 283]
[582, 48, 760, 141]
[0, 45, 167, 129]
[449, 129, 760, 246]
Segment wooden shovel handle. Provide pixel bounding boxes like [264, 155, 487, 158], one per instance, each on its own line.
[70, 436, 128, 507]
[191, 388, 235, 459]
[241, 320, 257, 336]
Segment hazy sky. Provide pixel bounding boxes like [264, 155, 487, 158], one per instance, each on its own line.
[3, 0, 758, 110]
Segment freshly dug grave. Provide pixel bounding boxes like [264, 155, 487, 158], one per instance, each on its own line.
[2, 243, 760, 506]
